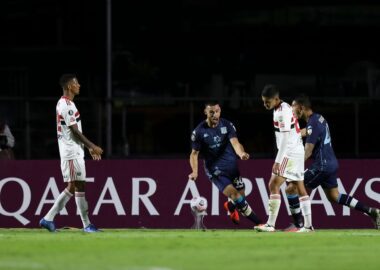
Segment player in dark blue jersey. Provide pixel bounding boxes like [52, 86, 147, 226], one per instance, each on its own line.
[285, 95, 380, 230]
[188, 101, 262, 226]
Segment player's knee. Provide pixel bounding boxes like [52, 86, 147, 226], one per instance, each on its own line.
[74, 181, 85, 192]
[285, 184, 297, 195]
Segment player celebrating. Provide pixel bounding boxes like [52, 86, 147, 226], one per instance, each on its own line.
[255, 85, 313, 232]
[40, 74, 103, 233]
[188, 101, 262, 226]
[285, 94, 380, 230]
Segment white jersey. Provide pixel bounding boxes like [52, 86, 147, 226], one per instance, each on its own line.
[273, 101, 304, 156]
[56, 96, 84, 160]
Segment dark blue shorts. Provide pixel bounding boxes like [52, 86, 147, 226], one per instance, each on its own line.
[210, 174, 245, 193]
[304, 168, 338, 190]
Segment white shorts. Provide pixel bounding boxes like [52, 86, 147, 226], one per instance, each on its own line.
[61, 158, 86, 182]
[276, 155, 304, 181]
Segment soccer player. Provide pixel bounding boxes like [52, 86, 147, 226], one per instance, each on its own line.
[188, 101, 262, 226]
[254, 85, 313, 232]
[285, 94, 380, 230]
[39, 74, 103, 233]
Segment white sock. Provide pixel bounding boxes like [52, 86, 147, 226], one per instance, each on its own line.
[75, 192, 91, 228]
[44, 189, 72, 221]
[300, 196, 312, 228]
[267, 194, 281, 227]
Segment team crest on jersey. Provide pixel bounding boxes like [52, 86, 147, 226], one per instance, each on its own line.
[221, 127, 227, 134]
[68, 110, 74, 115]
[203, 133, 209, 138]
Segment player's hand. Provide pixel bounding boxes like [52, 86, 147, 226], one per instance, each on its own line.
[272, 162, 280, 175]
[188, 172, 198, 181]
[89, 146, 103, 161]
[239, 152, 250, 160]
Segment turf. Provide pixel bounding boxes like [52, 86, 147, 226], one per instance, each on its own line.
[0, 229, 379, 270]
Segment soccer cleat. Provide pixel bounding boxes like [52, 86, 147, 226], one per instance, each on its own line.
[254, 223, 275, 232]
[39, 218, 57, 232]
[282, 223, 302, 232]
[370, 208, 380, 229]
[224, 201, 240, 225]
[83, 224, 101, 233]
[296, 226, 315, 233]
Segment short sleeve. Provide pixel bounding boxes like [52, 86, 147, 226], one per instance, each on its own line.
[227, 121, 237, 139]
[305, 121, 322, 145]
[61, 103, 78, 127]
[191, 129, 201, 151]
[278, 108, 292, 132]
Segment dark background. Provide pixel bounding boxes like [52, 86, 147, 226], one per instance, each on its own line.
[1, 0, 380, 159]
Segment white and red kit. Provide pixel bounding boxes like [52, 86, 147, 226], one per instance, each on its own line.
[56, 96, 86, 182]
[273, 101, 304, 181]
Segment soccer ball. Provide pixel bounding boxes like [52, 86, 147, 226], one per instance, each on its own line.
[190, 196, 208, 212]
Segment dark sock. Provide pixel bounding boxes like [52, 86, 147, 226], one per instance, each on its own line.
[286, 194, 304, 227]
[234, 196, 262, 224]
[227, 201, 236, 212]
[338, 194, 370, 215]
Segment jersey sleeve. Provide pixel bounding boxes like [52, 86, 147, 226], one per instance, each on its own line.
[277, 107, 292, 132]
[305, 120, 322, 145]
[191, 129, 201, 151]
[226, 121, 237, 139]
[61, 103, 78, 127]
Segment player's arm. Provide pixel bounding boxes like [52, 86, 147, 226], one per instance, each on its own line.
[300, 128, 307, 137]
[304, 143, 315, 161]
[273, 131, 290, 174]
[188, 149, 199, 181]
[230, 137, 249, 160]
[69, 124, 103, 160]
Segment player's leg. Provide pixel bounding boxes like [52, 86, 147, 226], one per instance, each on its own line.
[324, 183, 380, 229]
[223, 176, 247, 224]
[284, 183, 303, 230]
[293, 180, 313, 232]
[255, 174, 285, 231]
[40, 160, 74, 232]
[221, 180, 262, 225]
[73, 159, 99, 232]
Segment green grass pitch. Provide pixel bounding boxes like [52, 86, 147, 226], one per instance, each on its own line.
[0, 229, 379, 270]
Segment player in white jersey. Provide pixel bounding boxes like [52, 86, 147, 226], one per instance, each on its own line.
[40, 74, 103, 233]
[254, 85, 314, 232]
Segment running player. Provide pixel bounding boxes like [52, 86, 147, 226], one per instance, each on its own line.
[285, 94, 380, 230]
[255, 85, 314, 232]
[40, 74, 103, 233]
[188, 101, 262, 226]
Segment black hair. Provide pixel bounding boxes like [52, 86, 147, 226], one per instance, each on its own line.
[204, 101, 220, 108]
[59, 74, 77, 89]
[294, 94, 312, 109]
[261, 84, 279, 98]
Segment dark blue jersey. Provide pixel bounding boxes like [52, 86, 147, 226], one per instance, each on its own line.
[191, 118, 239, 178]
[306, 113, 338, 172]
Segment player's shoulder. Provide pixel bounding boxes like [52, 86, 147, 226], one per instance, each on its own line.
[275, 101, 292, 114]
[193, 120, 207, 133]
[309, 113, 325, 125]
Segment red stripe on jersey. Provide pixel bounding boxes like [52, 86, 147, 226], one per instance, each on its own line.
[58, 115, 64, 120]
[273, 121, 279, 127]
[75, 111, 80, 116]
